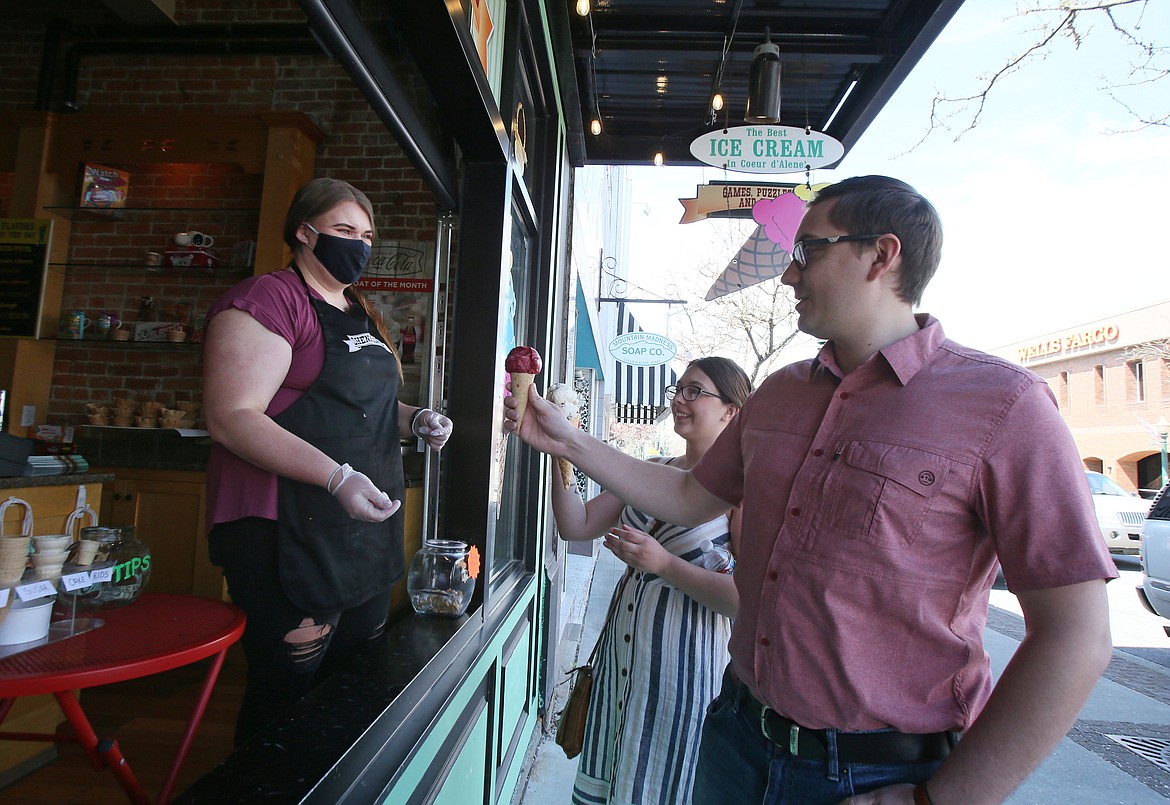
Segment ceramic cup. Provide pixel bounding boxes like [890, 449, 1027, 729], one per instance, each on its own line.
[166, 329, 188, 343]
[111, 328, 131, 341]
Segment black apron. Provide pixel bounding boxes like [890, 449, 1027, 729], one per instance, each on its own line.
[273, 267, 404, 614]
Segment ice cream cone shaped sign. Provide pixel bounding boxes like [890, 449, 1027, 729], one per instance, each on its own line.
[506, 346, 542, 425]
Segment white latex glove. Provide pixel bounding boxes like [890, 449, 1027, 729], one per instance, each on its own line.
[331, 464, 401, 522]
[412, 409, 453, 450]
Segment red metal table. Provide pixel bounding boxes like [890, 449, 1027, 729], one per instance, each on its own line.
[0, 593, 246, 805]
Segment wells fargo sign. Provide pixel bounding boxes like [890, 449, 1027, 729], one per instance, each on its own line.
[1018, 323, 1120, 363]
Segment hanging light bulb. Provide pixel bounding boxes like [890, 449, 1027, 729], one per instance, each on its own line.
[712, 92, 724, 112]
[576, 0, 589, 16]
[744, 27, 782, 124]
[653, 149, 664, 167]
[590, 118, 602, 136]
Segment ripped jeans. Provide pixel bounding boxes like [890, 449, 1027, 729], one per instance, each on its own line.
[208, 518, 391, 747]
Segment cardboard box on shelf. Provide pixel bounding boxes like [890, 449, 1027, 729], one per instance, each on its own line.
[80, 163, 130, 208]
[164, 246, 217, 268]
[133, 321, 180, 342]
[230, 239, 256, 268]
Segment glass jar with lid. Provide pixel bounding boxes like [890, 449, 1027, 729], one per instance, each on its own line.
[407, 539, 477, 617]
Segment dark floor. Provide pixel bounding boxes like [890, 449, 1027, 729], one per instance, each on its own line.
[0, 658, 245, 805]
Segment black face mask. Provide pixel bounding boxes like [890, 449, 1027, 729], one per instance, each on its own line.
[306, 224, 371, 285]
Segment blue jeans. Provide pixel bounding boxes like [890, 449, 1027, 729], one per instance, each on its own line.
[691, 667, 944, 804]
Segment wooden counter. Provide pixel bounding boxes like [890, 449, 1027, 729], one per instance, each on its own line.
[0, 474, 107, 786]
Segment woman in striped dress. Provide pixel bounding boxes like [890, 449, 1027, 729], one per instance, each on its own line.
[551, 357, 752, 805]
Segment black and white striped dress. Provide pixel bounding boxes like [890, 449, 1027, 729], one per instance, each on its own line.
[572, 503, 733, 805]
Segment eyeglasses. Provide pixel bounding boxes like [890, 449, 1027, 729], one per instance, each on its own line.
[790, 234, 883, 269]
[665, 384, 722, 402]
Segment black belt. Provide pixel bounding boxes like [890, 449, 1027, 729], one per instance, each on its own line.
[737, 686, 956, 765]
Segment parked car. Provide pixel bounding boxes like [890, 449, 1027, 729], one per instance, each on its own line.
[1085, 470, 1150, 556]
[1137, 484, 1170, 636]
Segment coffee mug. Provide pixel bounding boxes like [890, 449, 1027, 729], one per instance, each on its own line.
[62, 311, 88, 340]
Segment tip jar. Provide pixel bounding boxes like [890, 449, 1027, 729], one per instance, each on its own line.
[62, 526, 152, 611]
[407, 539, 476, 617]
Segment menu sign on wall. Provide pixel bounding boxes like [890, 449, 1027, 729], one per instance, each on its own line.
[0, 219, 52, 338]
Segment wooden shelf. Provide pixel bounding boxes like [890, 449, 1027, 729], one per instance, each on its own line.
[49, 261, 253, 276]
[42, 205, 259, 221]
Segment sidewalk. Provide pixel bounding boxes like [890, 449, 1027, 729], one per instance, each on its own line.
[512, 543, 624, 804]
[513, 555, 1170, 804]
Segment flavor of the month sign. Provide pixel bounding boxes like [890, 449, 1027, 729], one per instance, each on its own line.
[0, 219, 52, 338]
[357, 240, 436, 409]
[689, 126, 844, 174]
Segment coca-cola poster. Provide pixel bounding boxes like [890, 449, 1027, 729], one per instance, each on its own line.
[357, 240, 436, 409]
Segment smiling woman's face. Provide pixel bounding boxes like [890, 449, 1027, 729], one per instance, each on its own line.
[670, 366, 735, 441]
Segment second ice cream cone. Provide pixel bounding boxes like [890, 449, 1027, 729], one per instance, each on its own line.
[511, 372, 536, 425]
[557, 457, 575, 489]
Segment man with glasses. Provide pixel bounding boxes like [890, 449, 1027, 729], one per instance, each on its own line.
[505, 175, 1114, 804]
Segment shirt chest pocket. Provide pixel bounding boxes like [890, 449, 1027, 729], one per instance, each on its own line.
[824, 441, 951, 548]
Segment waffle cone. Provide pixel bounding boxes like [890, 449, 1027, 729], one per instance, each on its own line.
[511, 372, 535, 425]
[557, 457, 575, 489]
[557, 415, 580, 488]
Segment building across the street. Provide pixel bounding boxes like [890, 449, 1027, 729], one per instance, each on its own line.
[990, 300, 1170, 495]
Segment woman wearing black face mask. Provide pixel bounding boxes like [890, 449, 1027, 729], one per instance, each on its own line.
[202, 178, 453, 746]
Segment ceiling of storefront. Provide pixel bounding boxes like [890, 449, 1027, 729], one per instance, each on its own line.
[555, 0, 964, 167]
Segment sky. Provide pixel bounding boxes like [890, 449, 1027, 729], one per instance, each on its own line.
[619, 0, 1170, 363]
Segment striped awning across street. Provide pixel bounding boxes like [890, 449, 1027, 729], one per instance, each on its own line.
[613, 302, 678, 422]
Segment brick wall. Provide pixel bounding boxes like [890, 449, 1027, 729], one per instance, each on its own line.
[52, 163, 264, 421]
[2, 1, 445, 429]
[1032, 349, 1170, 490]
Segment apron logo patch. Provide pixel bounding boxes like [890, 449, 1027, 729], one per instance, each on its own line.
[918, 470, 936, 486]
[343, 332, 392, 353]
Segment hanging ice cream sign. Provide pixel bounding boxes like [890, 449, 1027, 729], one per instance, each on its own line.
[608, 332, 677, 367]
[689, 126, 844, 174]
